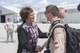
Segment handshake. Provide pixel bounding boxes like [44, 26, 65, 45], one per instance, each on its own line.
[35, 45, 44, 52]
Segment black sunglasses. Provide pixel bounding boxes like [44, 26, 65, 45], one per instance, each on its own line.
[44, 12, 47, 14]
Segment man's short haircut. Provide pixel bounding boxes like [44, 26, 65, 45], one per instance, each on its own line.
[77, 4, 80, 11]
[19, 6, 33, 23]
[46, 5, 59, 17]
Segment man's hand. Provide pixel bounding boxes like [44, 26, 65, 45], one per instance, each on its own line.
[35, 46, 44, 52]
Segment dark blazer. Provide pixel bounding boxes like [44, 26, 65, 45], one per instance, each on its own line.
[17, 23, 47, 53]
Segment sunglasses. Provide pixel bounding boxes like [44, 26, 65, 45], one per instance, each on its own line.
[44, 12, 47, 14]
[44, 11, 50, 14]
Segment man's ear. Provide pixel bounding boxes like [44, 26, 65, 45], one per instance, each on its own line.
[49, 12, 53, 17]
[48, 12, 52, 15]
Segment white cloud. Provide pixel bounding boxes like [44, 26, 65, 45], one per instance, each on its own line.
[31, 0, 49, 10]
[1, 0, 80, 11]
[11, 3, 21, 7]
[39, 0, 48, 5]
[0, 2, 6, 5]
[15, 0, 18, 3]
[25, 0, 33, 4]
[57, 2, 69, 5]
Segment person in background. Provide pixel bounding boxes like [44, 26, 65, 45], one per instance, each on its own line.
[39, 5, 66, 53]
[58, 7, 65, 20]
[4, 18, 14, 43]
[77, 3, 80, 11]
[17, 6, 47, 53]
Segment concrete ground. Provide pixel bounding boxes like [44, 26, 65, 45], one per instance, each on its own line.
[0, 23, 80, 53]
[0, 23, 47, 53]
[0, 23, 18, 53]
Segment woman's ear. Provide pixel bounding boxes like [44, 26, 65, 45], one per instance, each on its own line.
[26, 19, 28, 22]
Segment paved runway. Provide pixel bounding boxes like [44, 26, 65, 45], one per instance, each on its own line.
[0, 23, 47, 53]
[0, 23, 80, 53]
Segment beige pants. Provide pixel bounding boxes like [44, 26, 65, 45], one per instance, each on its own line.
[6, 29, 14, 42]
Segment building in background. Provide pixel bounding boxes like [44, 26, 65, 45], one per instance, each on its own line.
[0, 5, 20, 23]
[0, 5, 38, 23]
[1, 3, 80, 23]
[36, 3, 80, 23]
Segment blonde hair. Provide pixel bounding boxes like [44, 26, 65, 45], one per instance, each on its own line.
[58, 7, 65, 19]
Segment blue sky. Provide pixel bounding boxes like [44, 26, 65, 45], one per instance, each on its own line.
[0, 0, 80, 10]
